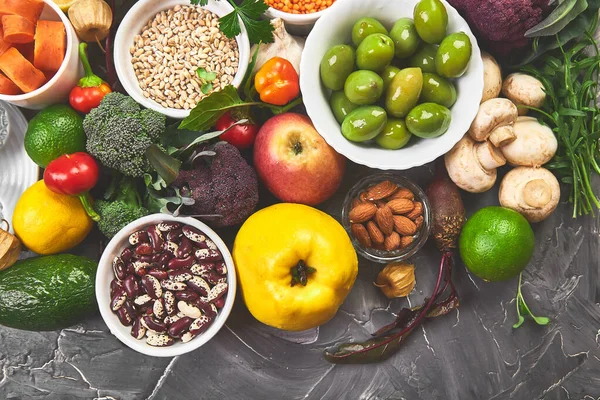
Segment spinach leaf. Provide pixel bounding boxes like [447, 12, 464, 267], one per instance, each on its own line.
[525, 0, 588, 38]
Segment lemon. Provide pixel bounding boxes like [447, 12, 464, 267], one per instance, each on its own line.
[12, 180, 93, 255]
[50, 0, 76, 12]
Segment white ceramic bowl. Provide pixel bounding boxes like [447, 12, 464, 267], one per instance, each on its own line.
[264, 6, 329, 36]
[115, 0, 251, 119]
[300, 0, 484, 170]
[0, 0, 82, 109]
[96, 214, 237, 357]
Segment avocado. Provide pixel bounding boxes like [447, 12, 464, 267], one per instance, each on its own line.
[0, 254, 98, 331]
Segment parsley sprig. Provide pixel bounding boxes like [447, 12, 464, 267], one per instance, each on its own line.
[191, 0, 274, 44]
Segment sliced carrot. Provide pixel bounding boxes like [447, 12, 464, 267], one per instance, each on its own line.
[2, 15, 35, 44]
[0, 27, 10, 56]
[0, 0, 45, 25]
[0, 71, 20, 94]
[0, 47, 45, 93]
[33, 20, 65, 72]
[14, 42, 34, 63]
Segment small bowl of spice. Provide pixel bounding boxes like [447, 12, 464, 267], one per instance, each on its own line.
[114, 0, 250, 119]
[342, 174, 431, 263]
[264, 0, 336, 35]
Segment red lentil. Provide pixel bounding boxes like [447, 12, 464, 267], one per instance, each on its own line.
[265, 0, 335, 14]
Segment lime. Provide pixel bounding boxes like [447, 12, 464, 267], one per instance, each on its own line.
[459, 206, 534, 282]
[24, 105, 85, 167]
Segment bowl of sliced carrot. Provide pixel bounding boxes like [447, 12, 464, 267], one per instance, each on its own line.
[0, 0, 82, 109]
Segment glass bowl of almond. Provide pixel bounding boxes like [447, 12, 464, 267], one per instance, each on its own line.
[342, 174, 432, 263]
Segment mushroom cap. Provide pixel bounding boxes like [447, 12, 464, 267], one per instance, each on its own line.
[445, 135, 497, 193]
[481, 52, 502, 103]
[501, 116, 558, 167]
[468, 98, 518, 142]
[502, 73, 546, 116]
[499, 167, 560, 223]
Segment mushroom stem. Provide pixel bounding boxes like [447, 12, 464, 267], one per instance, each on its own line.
[475, 141, 506, 171]
[489, 125, 516, 147]
[523, 179, 552, 208]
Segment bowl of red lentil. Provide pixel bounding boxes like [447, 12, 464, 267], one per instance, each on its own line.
[114, 0, 250, 119]
[264, 0, 336, 35]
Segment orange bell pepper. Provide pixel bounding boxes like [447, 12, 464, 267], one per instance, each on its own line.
[254, 57, 300, 106]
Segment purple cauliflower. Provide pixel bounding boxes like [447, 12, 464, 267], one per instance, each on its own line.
[172, 142, 259, 227]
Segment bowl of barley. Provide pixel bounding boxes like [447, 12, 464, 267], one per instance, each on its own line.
[114, 0, 251, 119]
[264, 0, 336, 35]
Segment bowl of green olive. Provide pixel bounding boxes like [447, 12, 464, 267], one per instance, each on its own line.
[299, 0, 483, 170]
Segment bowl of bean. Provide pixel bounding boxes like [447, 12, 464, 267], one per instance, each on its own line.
[96, 214, 236, 357]
[263, 0, 336, 36]
[114, 0, 251, 119]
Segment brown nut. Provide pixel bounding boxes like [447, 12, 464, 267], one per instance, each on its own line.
[393, 215, 417, 236]
[388, 187, 414, 200]
[351, 223, 371, 247]
[351, 197, 363, 209]
[400, 235, 414, 249]
[366, 180, 398, 201]
[366, 221, 384, 244]
[384, 232, 401, 251]
[406, 202, 423, 220]
[386, 198, 414, 215]
[375, 205, 394, 235]
[349, 202, 377, 223]
[414, 215, 424, 230]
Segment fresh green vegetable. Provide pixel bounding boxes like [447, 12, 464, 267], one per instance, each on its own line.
[320, 44, 355, 91]
[341, 106, 388, 142]
[196, 67, 217, 94]
[525, 0, 588, 38]
[344, 70, 384, 105]
[351, 17, 388, 47]
[406, 102, 451, 138]
[192, 0, 274, 44]
[356, 33, 395, 72]
[389, 18, 421, 58]
[513, 272, 551, 328]
[0, 254, 97, 331]
[385, 67, 423, 118]
[435, 32, 472, 78]
[413, 0, 448, 44]
[95, 175, 149, 238]
[520, 27, 600, 217]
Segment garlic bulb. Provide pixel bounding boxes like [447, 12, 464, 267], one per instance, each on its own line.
[68, 0, 113, 42]
[374, 262, 415, 298]
[251, 18, 305, 75]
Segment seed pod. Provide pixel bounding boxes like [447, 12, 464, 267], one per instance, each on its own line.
[112, 257, 127, 281]
[177, 300, 203, 319]
[141, 275, 163, 299]
[168, 269, 193, 282]
[161, 279, 188, 291]
[168, 255, 196, 269]
[123, 274, 140, 298]
[176, 237, 193, 259]
[186, 276, 210, 296]
[146, 333, 174, 347]
[134, 294, 153, 306]
[131, 316, 146, 339]
[142, 316, 167, 333]
[183, 225, 206, 243]
[164, 291, 177, 315]
[110, 287, 127, 311]
[194, 248, 222, 262]
[207, 282, 228, 303]
[167, 316, 194, 338]
[157, 222, 181, 232]
[129, 231, 149, 246]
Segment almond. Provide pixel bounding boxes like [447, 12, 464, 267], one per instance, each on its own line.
[349, 202, 377, 223]
[384, 232, 401, 251]
[388, 187, 414, 201]
[393, 215, 417, 236]
[400, 235, 414, 249]
[414, 215, 424, 230]
[359, 191, 370, 203]
[386, 198, 414, 215]
[351, 223, 371, 247]
[366, 221, 384, 244]
[366, 180, 398, 201]
[406, 201, 423, 220]
[351, 197, 363, 209]
[375, 205, 394, 235]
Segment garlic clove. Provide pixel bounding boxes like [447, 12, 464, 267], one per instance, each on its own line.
[374, 262, 415, 299]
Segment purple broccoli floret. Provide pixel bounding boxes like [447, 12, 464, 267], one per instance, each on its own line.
[172, 142, 259, 227]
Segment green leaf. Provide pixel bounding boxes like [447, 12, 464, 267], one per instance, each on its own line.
[190, 0, 208, 5]
[201, 82, 213, 94]
[513, 273, 551, 329]
[243, 43, 261, 99]
[179, 85, 243, 131]
[145, 144, 182, 186]
[525, 0, 588, 37]
[219, 0, 274, 44]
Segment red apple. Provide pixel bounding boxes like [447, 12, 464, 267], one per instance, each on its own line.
[253, 113, 346, 205]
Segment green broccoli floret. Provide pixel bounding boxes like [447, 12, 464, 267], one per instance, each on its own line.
[84, 93, 166, 177]
[95, 176, 149, 238]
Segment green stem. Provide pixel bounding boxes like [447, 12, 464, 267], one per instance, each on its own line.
[79, 193, 101, 222]
[77, 43, 104, 88]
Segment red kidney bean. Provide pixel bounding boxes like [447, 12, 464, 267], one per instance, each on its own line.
[204, 239, 218, 251]
[132, 261, 150, 277]
[120, 247, 134, 263]
[194, 248, 222, 262]
[153, 298, 166, 320]
[137, 255, 153, 263]
[164, 241, 179, 256]
[161, 279, 187, 291]
[129, 231, 149, 246]
[147, 225, 164, 252]
[112, 257, 127, 281]
[141, 275, 163, 299]
[177, 300, 203, 318]
[142, 316, 167, 333]
[193, 299, 216, 319]
[122, 300, 138, 319]
[167, 316, 194, 338]
[205, 271, 227, 286]
[168, 269, 193, 282]
[166, 228, 183, 241]
[122, 275, 140, 298]
[168, 255, 195, 270]
[110, 278, 122, 297]
[186, 276, 210, 296]
[188, 315, 212, 335]
[214, 261, 227, 275]
[155, 253, 171, 269]
[164, 291, 176, 316]
[176, 237, 193, 259]
[174, 290, 199, 302]
[214, 296, 226, 309]
[146, 333, 174, 347]
[183, 225, 206, 243]
[111, 287, 127, 311]
[125, 262, 135, 276]
[164, 313, 182, 325]
[135, 242, 153, 256]
[131, 316, 146, 339]
[147, 268, 169, 280]
[190, 263, 214, 276]
[134, 294, 153, 307]
[116, 307, 134, 326]
[207, 282, 228, 303]
[157, 222, 181, 232]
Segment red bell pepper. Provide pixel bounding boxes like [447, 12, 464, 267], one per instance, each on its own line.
[215, 110, 259, 150]
[69, 43, 112, 114]
[44, 152, 101, 221]
[254, 57, 300, 106]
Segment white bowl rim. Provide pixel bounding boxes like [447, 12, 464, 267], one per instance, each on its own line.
[0, 0, 75, 101]
[96, 213, 237, 357]
[299, 0, 484, 170]
[264, 6, 328, 23]
[114, 0, 251, 119]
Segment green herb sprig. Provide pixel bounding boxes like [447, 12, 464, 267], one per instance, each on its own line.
[513, 273, 551, 328]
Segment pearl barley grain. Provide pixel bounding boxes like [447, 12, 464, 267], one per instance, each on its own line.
[131, 5, 239, 110]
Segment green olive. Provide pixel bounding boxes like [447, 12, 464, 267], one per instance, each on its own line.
[406, 102, 452, 138]
[420, 72, 457, 107]
[320, 44, 356, 91]
[351, 17, 388, 47]
[413, 0, 448, 44]
[389, 18, 421, 58]
[385, 67, 423, 118]
[356, 33, 395, 72]
[341, 106, 388, 142]
[382, 65, 400, 91]
[344, 70, 384, 105]
[407, 43, 438, 73]
[375, 118, 412, 149]
[435, 32, 472, 78]
[330, 91, 359, 124]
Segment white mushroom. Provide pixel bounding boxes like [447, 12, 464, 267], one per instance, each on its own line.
[445, 135, 506, 193]
[468, 98, 519, 147]
[502, 73, 546, 116]
[500, 116, 558, 167]
[499, 167, 560, 222]
[481, 52, 502, 103]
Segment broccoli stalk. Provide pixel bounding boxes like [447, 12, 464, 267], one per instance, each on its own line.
[95, 176, 149, 239]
